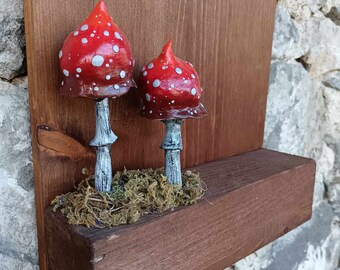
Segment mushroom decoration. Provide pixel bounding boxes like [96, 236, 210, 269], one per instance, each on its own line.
[59, 0, 135, 192]
[138, 39, 208, 187]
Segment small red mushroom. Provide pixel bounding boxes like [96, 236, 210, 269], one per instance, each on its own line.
[138, 39, 208, 186]
[138, 39, 207, 120]
[58, 0, 136, 192]
[59, 0, 135, 98]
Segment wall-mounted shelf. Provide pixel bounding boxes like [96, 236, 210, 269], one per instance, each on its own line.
[45, 149, 315, 270]
[23, 0, 313, 269]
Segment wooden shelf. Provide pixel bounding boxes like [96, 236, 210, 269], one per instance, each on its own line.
[45, 149, 315, 270]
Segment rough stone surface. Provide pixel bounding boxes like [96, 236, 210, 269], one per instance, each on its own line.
[321, 71, 340, 91]
[264, 60, 316, 156]
[0, 78, 38, 269]
[0, 0, 25, 80]
[1, 0, 340, 270]
[303, 18, 340, 76]
[227, 1, 340, 269]
[272, 6, 306, 60]
[325, 6, 340, 25]
[0, 253, 39, 270]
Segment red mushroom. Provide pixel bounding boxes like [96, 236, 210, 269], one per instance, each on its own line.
[59, 0, 135, 98]
[59, 0, 135, 192]
[138, 39, 208, 186]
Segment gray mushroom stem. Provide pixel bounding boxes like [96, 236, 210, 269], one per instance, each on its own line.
[90, 98, 117, 192]
[161, 119, 183, 187]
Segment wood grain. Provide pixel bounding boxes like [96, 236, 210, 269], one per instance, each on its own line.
[45, 149, 316, 270]
[24, 0, 277, 268]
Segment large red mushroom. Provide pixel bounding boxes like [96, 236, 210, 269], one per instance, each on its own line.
[59, 0, 135, 192]
[138, 39, 208, 186]
[59, 0, 135, 98]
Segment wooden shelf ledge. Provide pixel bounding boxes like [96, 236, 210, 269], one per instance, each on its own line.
[45, 149, 315, 270]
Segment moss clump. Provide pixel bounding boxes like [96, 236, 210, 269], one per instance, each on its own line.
[51, 168, 205, 228]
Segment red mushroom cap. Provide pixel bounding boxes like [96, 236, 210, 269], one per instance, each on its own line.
[59, 0, 136, 99]
[138, 39, 207, 120]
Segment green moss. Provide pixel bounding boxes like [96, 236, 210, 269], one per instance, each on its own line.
[51, 168, 205, 228]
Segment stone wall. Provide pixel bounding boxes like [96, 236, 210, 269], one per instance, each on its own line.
[228, 1, 340, 269]
[0, 0, 38, 269]
[0, 0, 339, 269]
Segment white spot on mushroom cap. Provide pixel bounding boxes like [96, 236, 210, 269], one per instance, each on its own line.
[63, 69, 69, 77]
[191, 74, 196, 79]
[113, 45, 119, 53]
[73, 31, 79, 36]
[76, 74, 80, 78]
[90, 33, 95, 37]
[120, 70, 126, 78]
[114, 32, 122, 40]
[191, 88, 197, 95]
[59, 50, 63, 59]
[109, 59, 113, 63]
[153, 79, 161, 88]
[175, 67, 182, 74]
[76, 68, 82, 73]
[162, 66, 168, 70]
[171, 100, 175, 104]
[81, 24, 89, 31]
[107, 23, 111, 26]
[105, 64, 110, 68]
[114, 84, 119, 90]
[143, 71, 147, 76]
[170, 84, 175, 88]
[92, 55, 105, 67]
[106, 75, 111, 80]
[149, 110, 153, 114]
[61, 81, 64, 86]
[148, 63, 154, 69]
[146, 93, 151, 102]
[103, 31, 109, 37]
[81, 38, 88, 44]
[94, 86, 99, 91]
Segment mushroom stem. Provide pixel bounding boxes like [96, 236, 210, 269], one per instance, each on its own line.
[90, 98, 117, 192]
[161, 119, 183, 186]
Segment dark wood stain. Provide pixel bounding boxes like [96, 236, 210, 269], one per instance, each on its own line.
[24, 0, 277, 268]
[45, 149, 316, 270]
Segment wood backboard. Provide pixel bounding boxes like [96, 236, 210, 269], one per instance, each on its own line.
[25, 0, 277, 268]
